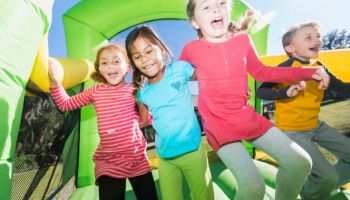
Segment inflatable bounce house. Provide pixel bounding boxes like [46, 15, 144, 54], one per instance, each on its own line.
[1, 0, 349, 199]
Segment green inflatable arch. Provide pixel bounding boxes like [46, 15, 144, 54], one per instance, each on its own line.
[63, 0, 270, 190]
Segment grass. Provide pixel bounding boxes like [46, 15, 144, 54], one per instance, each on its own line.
[319, 99, 350, 136]
[11, 164, 63, 200]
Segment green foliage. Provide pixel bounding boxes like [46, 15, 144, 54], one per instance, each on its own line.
[322, 29, 350, 50]
[13, 154, 39, 171]
[15, 94, 65, 172]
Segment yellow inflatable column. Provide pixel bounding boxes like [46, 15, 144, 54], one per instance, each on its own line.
[30, 34, 94, 92]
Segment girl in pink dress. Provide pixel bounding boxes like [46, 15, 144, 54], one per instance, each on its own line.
[48, 44, 158, 200]
[179, 0, 330, 199]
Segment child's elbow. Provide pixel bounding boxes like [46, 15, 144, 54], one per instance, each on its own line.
[57, 107, 68, 112]
[55, 104, 70, 112]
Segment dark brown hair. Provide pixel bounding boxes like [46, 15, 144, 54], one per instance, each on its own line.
[186, 0, 253, 38]
[90, 44, 128, 83]
[125, 26, 172, 93]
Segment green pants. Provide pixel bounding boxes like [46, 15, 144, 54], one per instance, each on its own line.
[158, 145, 214, 200]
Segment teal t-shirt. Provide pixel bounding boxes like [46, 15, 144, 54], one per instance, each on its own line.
[137, 61, 201, 158]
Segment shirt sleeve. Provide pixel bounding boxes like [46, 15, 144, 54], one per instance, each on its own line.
[179, 43, 191, 62]
[324, 66, 350, 99]
[50, 85, 93, 112]
[180, 61, 195, 81]
[244, 34, 317, 83]
[256, 82, 290, 100]
[136, 90, 143, 103]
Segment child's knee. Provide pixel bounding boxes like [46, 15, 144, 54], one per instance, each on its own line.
[291, 153, 312, 174]
[278, 157, 311, 184]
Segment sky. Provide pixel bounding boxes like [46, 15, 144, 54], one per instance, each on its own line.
[48, 0, 350, 57]
[248, 0, 350, 55]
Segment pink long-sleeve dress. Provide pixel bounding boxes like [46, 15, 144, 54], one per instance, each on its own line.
[51, 83, 151, 182]
[179, 33, 317, 151]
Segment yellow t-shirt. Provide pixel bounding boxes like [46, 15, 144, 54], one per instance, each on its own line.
[274, 59, 324, 131]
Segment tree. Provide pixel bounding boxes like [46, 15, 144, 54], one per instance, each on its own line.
[322, 29, 350, 50]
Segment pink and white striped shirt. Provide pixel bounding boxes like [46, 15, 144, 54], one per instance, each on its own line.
[50, 83, 151, 181]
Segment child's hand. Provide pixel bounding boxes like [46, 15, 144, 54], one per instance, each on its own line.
[311, 67, 329, 90]
[240, 9, 255, 31]
[246, 9, 255, 19]
[286, 81, 306, 97]
[48, 58, 64, 87]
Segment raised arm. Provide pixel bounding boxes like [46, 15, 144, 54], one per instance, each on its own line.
[48, 58, 92, 112]
[48, 58, 64, 88]
[244, 34, 329, 88]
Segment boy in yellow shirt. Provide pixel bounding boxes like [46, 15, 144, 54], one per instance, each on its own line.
[257, 21, 350, 200]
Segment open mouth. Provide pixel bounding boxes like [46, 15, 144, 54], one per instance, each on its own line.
[309, 46, 320, 52]
[211, 17, 223, 29]
[108, 71, 118, 79]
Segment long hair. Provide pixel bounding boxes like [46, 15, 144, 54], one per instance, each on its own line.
[125, 26, 172, 94]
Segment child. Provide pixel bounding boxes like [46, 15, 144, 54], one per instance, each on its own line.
[179, 0, 331, 200]
[256, 21, 350, 200]
[48, 44, 158, 200]
[125, 26, 214, 200]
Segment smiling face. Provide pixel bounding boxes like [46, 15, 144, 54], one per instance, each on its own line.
[285, 26, 323, 61]
[130, 36, 165, 84]
[191, 0, 231, 42]
[98, 48, 128, 86]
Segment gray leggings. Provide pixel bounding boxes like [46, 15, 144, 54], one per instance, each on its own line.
[217, 127, 312, 200]
[285, 121, 350, 200]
